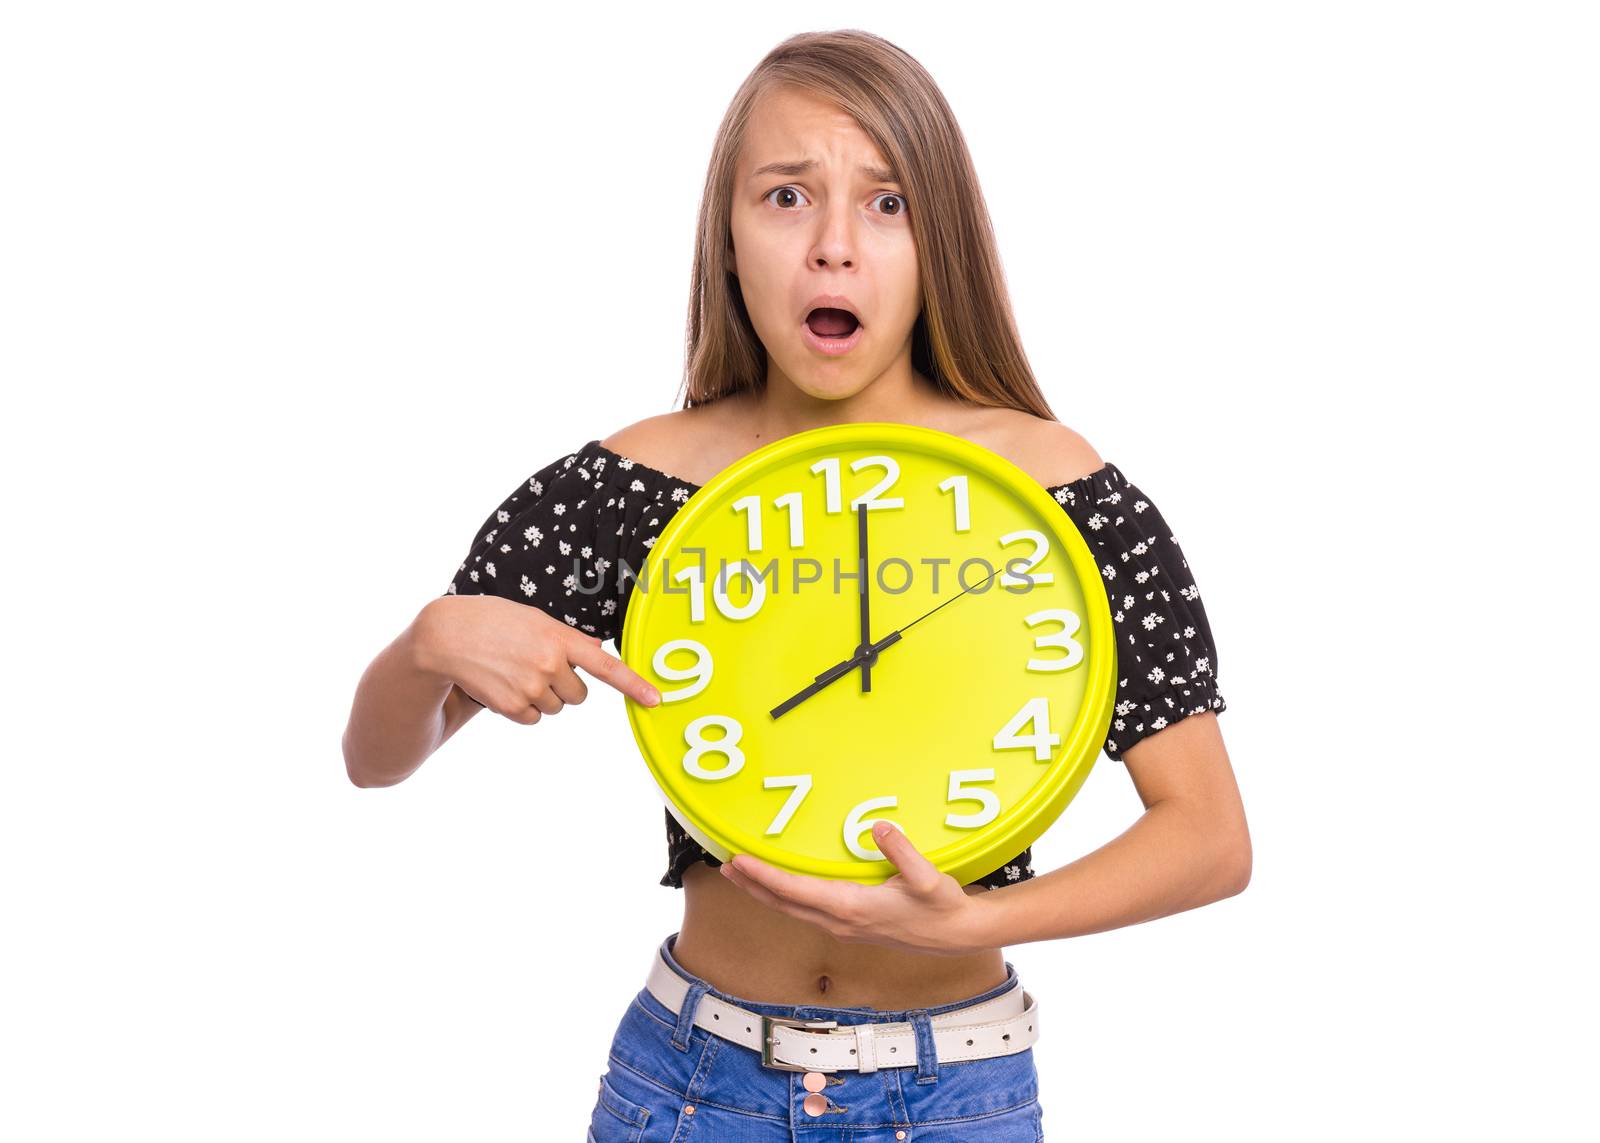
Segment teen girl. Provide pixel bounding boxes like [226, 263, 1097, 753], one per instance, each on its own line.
[344, 30, 1249, 1141]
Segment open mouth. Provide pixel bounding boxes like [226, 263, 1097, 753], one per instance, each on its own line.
[804, 307, 862, 339]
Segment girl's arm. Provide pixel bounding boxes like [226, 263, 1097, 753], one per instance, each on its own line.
[341, 594, 660, 788]
[341, 599, 482, 788]
[980, 711, 1250, 944]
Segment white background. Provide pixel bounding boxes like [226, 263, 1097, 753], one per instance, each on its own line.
[3, 2, 1594, 1139]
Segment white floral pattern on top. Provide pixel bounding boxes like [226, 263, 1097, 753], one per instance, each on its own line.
[446, 440, 1227, 890]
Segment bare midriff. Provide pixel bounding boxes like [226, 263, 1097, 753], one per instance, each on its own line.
[674, 861, 1008, 1010]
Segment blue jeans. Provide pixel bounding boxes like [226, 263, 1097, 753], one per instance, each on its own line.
[587, 932, 1045, 1141]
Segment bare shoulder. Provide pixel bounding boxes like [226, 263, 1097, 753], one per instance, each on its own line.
[600, 397, 750, 486]
[602, 398, 1104, 490]
[599, 412, 686, 470]
[982, 409, 1106, 488]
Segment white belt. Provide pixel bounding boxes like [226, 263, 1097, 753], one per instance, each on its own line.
[645, 943, 1041, 1073]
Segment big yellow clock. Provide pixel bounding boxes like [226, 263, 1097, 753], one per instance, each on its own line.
[620, 422, 1116, 886]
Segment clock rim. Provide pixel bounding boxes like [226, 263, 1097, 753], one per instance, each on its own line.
[619, 420, 1117, 884]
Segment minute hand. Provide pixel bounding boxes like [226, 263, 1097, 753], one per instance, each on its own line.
[857, 502, 873, 693]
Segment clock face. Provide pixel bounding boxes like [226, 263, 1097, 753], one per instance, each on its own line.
[621, 421, 1115, 885]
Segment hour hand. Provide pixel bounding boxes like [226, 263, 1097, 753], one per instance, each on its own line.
[771, 630, 903, 720]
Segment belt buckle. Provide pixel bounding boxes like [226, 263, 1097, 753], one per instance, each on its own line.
[760, 1014, 840, 1072]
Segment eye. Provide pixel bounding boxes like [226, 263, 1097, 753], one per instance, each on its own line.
[873, 192, 909, 218]
[765, 185, 809, 210]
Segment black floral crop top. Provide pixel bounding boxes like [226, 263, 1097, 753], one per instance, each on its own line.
[444, 439, 1227, 890]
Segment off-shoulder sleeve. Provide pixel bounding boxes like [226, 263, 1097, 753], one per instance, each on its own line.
[443, 443, 635, 643]
[1052, 463, 1228, 761]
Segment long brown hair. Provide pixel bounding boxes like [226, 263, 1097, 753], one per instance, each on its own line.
[677, 29, 1058, 422]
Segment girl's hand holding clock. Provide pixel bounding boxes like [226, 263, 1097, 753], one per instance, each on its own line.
[416, 595, 662, 723]
[718, 820, 997, 958]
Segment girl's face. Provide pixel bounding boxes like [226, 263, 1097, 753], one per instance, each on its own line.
[729, 86, 921, 401]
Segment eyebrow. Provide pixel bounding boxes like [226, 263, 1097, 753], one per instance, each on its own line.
[747, 158, 901, 184]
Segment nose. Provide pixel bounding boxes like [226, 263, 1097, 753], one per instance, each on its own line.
[809, 202, 857, 269]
